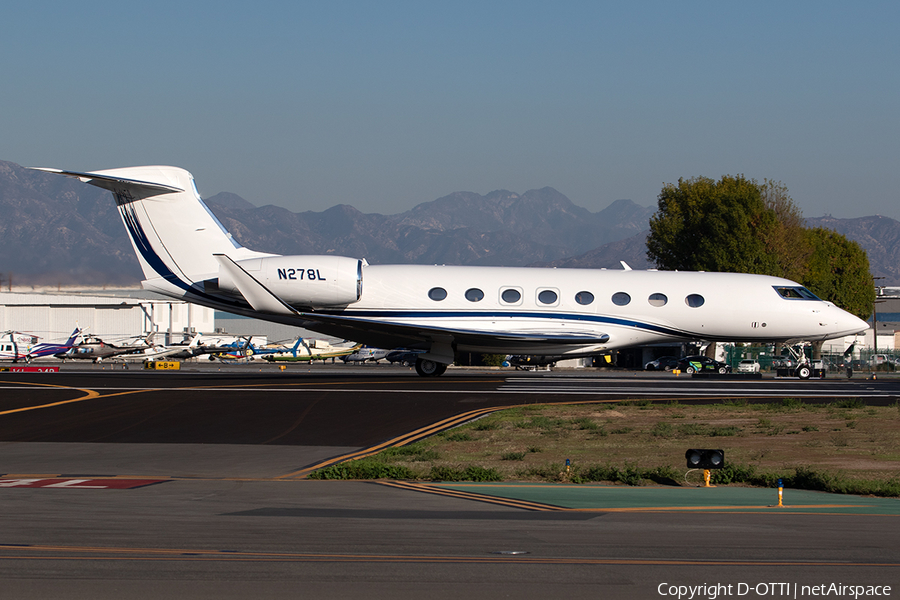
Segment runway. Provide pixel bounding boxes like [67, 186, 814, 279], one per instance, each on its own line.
[1, 364, 898, 598]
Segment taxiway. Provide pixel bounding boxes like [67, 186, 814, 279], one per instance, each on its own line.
[1, 365, 897, 599]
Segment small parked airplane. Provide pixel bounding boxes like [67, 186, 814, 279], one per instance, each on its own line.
[263, 338, 362, 362]
[118, 332, 206, 362]
[341, 346, 391, 363]
[33, 165, 869, 377]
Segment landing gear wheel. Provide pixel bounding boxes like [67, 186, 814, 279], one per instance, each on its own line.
[415, 358, 447, 377]
[797, 366, 811, 379]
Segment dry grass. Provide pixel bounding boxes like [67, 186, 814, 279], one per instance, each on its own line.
[378, 399, 900, 483]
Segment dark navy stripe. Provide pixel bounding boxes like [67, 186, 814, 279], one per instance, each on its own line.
[312, 309, 691, 338]
[119, 204, 249, 310]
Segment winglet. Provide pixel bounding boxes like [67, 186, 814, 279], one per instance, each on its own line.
[620, 261, 632, 271]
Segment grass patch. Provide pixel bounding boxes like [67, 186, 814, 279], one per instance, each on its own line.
[429, 465, 502, 482]
[651, 422, 676, 438]
[619, 399, 653, 408]
[520, 415, 565, 430]
[653, 422, 740, 438]
[307, 460, 416, 480]
[832, 398, 865, 409]
[306, 399, 900, 496]
[721, 399, 749, 407]
[501, 451, 526, 461]
[571, 417, 600, 430]
[711, 464, 900, 498]
[381, 443, 440, 461]
[574, 465, 680, 486]
[781, 398, 804, 409]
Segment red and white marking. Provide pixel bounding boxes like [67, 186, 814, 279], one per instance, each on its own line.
[0, 478, 166, 489]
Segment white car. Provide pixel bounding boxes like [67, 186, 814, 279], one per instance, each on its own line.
[736, 359, 761, 373]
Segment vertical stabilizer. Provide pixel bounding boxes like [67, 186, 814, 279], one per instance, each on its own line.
[31, 166, 272, 297]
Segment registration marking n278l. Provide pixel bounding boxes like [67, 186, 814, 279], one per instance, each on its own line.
[277, 268, 326, 281]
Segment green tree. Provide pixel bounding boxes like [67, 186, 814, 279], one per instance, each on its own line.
[646, 176, 874, 335]
[646, 175, 780, 274]
[802, 228, 874, 320]
[760, 179, 811, 282]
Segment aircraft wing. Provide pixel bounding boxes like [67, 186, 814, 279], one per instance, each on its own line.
[291, 311, 610, 353]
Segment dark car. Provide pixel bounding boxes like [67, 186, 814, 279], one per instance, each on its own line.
[676, 355, 731, 374]
[644, 356, 680, 371]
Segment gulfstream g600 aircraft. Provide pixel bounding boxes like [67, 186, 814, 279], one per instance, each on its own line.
[34, 166, 868, 376]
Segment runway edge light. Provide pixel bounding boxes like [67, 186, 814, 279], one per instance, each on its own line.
[685, 449, 725, 470]
[686, 449, 725, 488]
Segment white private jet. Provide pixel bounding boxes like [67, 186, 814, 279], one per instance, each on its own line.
[33, 166, 869, 377]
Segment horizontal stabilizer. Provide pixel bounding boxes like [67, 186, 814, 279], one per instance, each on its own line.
[29, 167, 184, 195]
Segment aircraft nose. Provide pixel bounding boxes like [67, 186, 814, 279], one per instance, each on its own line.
[827, 308, 869, 338]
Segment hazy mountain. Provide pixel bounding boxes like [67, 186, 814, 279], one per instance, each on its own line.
[2, 159, 898, 287]
[537, 231, 653, 270]
[205, 191, 256, 210]
[203, 187, 654, 266]
[0, 161, 141, 285]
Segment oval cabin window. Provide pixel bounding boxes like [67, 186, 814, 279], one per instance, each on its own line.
[611, 292, 631, 306]
[538, 290, 558, 305]
[648, 293, 668, 307]
[501, 288, 521, 303]
[575, 291, 594, 305]
[685, 294, 705, 308]
[465, 288, 484, 302]
[428, 287, 447, 301]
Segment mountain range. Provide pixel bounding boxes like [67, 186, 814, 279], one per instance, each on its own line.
[1, 159, 897, 287]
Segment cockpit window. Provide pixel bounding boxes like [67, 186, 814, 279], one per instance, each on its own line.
[774, 286, 821, 300]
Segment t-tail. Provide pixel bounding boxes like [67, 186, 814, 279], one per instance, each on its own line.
[30, 166, 272, 301]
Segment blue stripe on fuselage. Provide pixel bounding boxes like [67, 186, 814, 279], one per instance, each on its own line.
[118, 204, 249, 310]
[309, 308, 691, 338]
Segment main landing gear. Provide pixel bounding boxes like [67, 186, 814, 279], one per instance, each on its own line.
[415, 357, 448, 377]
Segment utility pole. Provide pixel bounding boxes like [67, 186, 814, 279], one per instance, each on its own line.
[873, 277, 885, 365]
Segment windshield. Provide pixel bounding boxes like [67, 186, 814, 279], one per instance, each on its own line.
[774, 286, 821, 301]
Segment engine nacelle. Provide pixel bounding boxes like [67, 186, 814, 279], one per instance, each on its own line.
[217, 255, 363, 308]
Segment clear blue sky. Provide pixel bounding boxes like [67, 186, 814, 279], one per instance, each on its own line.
[3, 1, 898, 219]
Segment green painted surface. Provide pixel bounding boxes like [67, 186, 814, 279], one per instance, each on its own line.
[434, 483, 900, 515]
